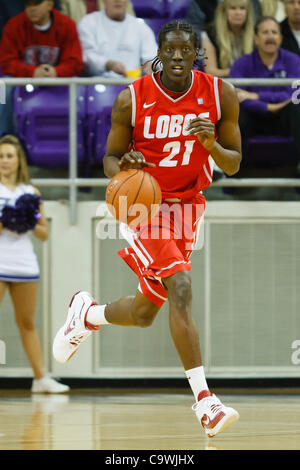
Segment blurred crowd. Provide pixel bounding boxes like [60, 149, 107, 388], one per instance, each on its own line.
[0, 0, 299, 181]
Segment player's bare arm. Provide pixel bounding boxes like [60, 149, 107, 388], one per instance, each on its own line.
[103, 88, 155, 178]
[187, 80, 242, 176]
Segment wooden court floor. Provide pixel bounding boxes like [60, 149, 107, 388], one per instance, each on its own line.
[0, 388, 299, 450]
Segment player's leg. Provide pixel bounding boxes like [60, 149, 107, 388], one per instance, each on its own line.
[163, 270, 209, 396]
[163, 270, 239, 437]
[10, 282, 69, 393]
[89, 290, 161, 328]
[163, 270, 202, 370]
[53, 289, 161, 363]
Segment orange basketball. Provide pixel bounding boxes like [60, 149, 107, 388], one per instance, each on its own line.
[105, 169, 162, 226]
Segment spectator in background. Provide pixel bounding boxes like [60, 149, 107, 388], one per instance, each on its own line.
[0, 0, 83, 136]
[77, 0, 157, 78]
[280, 0, 300, 55]
[0, 0, 61, 39]
[59, 0, 136, 23]
[229, 16, 300, 168]
[202, 0, 255, 77]
[0, 0, 83, 77]
[185, 0, 261, 39]
[259, 0, 286, 22]
[185, 0, 216, 37]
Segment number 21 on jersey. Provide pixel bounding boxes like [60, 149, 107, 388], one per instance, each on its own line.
[158, 112, 209, 168]
[159, 140, 195, 167]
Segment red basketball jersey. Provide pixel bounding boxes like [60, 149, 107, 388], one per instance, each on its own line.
[129, 70, 222, 199]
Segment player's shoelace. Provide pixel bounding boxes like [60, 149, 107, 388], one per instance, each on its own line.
[69, 332, 90, 346]
[192, 396, 223, 415]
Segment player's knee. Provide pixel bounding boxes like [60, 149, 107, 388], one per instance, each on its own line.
[132, 304, 157, 328]
[166, 271, 192, 311]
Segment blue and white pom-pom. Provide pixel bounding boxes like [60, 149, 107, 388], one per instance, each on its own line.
[0, 193, 41, 234]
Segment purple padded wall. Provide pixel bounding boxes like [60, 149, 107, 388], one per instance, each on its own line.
[13, 86, 86, 168]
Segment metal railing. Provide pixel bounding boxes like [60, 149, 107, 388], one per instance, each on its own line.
[2, 77, 300, 223]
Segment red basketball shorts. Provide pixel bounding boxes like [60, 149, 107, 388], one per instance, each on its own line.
[118, 192, 206, 307]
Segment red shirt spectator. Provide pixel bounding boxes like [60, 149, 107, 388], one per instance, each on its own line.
[0, 6, 83, 77]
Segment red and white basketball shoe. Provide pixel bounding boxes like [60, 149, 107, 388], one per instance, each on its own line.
[192, 390, 239, 437]
[52, 291, 100, 363]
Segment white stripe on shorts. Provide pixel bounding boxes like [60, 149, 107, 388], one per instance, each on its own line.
[154, 259, 190, 276]
[142, 278, 168, 302]
[120, 223, 150, 268]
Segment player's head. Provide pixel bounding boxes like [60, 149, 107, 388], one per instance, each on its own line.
[152, 21, 200, 74]
[0, 135, 30, 184]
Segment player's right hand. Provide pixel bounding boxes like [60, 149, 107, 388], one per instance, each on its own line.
[118, 152, 156, 171]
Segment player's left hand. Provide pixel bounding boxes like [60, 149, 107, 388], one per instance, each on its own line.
[118, 151, 156, 171]
[186, 117, 216, 151]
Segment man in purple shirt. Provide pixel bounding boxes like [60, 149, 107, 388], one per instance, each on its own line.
[229, 16, 300, 169]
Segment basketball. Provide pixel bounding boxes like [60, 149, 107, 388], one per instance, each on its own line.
[105, 169, 162, 226]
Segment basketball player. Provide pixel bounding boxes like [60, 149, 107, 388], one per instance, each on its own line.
[53, 21, 242, 437]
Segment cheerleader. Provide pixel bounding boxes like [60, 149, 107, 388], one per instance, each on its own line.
[0, 135, 69, 393]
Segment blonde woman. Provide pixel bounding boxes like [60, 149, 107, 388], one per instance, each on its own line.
[202, 0, 255, 77]
[0, 135, 69, 393]
[260, 0, 286, 21]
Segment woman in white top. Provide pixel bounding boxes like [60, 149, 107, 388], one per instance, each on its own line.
[77, 1, 157, 78]
[202, 0, 255, 77]
[0, 135, 69, 393]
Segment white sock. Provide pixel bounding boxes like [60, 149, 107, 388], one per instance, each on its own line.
[185, 366, 209, 402]
[86, 304, 109, 326]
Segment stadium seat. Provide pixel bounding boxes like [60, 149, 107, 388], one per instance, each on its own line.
[86, 84, 126, 165]
[223, 135, 299, 195]
[165, 0, 191, 20]
[242, 135, 298, 167]
[13, 85, 86, 168]
[131, 0, 166, 18]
